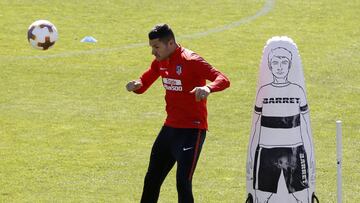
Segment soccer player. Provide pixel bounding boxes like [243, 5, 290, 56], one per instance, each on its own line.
[126, 24, 230, 203]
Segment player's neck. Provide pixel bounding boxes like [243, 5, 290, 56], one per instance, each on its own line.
[273, 77, 288, 84]
[170, 43, 180, 54]
[165, 44, 180, 61]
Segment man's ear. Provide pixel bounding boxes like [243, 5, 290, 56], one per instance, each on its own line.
[168, 39, 175, 46]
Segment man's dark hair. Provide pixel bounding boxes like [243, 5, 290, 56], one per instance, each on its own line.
[148, 24, 175, 43]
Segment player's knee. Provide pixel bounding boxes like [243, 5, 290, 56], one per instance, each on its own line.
[176, 178, 192, 193]
[144, 171, 162, 187]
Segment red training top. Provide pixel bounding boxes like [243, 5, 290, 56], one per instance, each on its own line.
[134, 46, 230, 130]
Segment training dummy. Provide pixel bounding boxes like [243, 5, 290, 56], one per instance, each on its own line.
[245, 36, 318, 203]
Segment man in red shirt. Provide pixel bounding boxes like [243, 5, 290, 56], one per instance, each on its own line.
[126, 24, 230, 203]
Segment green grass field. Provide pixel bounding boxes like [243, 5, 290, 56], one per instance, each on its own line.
[0, 0, 359, 202]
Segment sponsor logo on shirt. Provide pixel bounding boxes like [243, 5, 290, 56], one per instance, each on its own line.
[163, 78, 183, 91]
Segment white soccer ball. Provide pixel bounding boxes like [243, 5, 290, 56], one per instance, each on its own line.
[27, 20, 58, 50]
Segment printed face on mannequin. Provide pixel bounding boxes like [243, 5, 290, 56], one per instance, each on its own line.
[270, 56, 291, 79]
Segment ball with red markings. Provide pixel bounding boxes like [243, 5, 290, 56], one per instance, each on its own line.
[27, 20, 58, 50]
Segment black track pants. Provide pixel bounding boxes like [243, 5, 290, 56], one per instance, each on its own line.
[140, 126, 206, 203]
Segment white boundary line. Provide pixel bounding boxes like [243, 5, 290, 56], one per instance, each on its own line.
[4, 0, 275, 61]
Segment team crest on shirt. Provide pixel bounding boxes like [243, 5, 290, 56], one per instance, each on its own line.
[176, 65, 182, 75]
